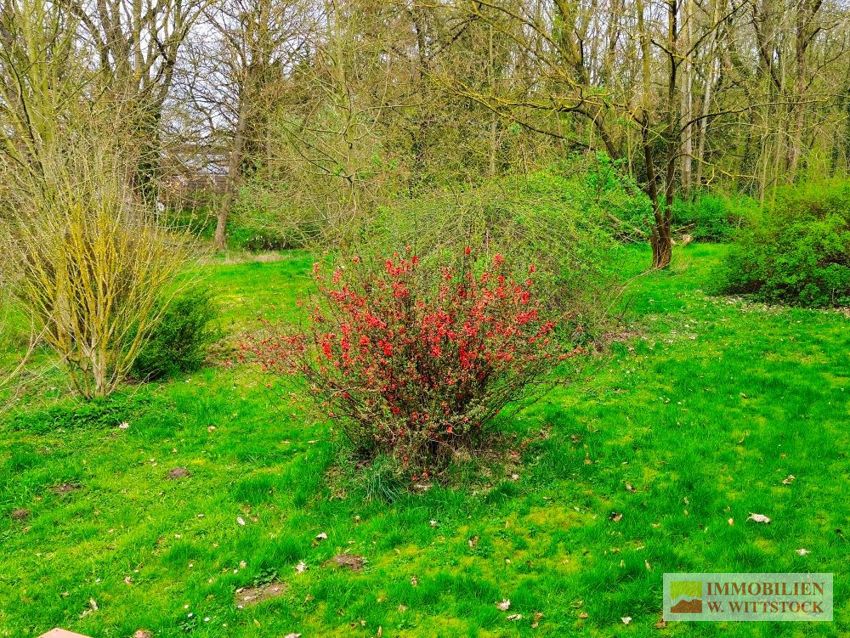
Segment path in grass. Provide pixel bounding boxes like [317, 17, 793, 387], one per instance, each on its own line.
[1, 244, 848, 637]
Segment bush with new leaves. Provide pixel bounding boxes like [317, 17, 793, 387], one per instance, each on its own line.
[720, 180, 850, 307]
[132, 287, 219, 381]
[4, 146, 189, 398]
[246, 248, 580, 473]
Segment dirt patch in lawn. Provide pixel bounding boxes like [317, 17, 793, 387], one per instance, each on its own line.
[325, 554, 366, 571]
[166, 467, 191, 479]
[51, 482, 81, 495]
[235, 581, 287, 608]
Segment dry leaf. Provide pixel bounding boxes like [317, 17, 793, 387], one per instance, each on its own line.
[237, 516, 246, 526]
[284, 634, 302, 638]
[429, 519, 438, 527]
[315, 532, 328, 541]
[506, 614, 523, 621]
[727, 517, 734, 526]
[497, 599, 511, 611]
[625, 482, 636, 493]
[782, 474, 796, 485]
[410, 576, 418, 587]
[295, 560, 308, 573]
[609, 512, 623, 523]
[578, 612, 588, 619]
[654, 618, 667, 629]
[796, 548, 810, 556]
[621, 616, 632, 625]
[468, 535, 479, 548]
[118, 422, 130, 430]
[747, 513, 771, 524]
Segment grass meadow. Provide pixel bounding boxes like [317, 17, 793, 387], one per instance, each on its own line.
[2, 244, 849, 637]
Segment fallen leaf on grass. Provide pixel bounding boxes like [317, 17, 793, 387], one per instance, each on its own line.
[747, 513, 771, 524]
[118, 422, 130, 430]
[236, 516, 246, 526]
[796, 548, 811, 556]
[654, 618, 667, 629]
[496, 599, 511, 611]
[295, 560, 308, 573]
[468, 535, 479, 548]
[315, 531, 328, 541]
[621, 616, 632, 625]
[410, 576, 418, 587]
[609, 512, 623, 523]
[578, 612, 588, 619]
[284, 634, 301, 638]
[728, 518, 734, 526]
[782, 474, 796, 485]
[506, 614, 523, 621]
[625, 482, 636, 493]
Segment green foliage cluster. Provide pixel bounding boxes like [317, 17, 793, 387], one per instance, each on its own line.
[215, 155, 655, 254]
[8, 392, 149, 434]
[229, 185, 324, 251]
[721, 180, 850, 307]
[670, 191, 757, 241]
[577, 153, 654, 241]
[132, 288, 219, 381]
[341, 164, 622, 343]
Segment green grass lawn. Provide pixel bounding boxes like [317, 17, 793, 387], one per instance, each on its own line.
[2, 244, 849, 637]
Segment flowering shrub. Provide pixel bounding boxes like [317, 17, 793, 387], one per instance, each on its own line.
[245, 248, 578, 473]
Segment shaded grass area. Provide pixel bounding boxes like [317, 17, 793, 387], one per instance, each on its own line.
[1, 244, 849, 637]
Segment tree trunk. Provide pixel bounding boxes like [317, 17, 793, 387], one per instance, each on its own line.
[680, 0, 693, 194]
[651, 223, 673, 269]
[214, 94, 249, 251]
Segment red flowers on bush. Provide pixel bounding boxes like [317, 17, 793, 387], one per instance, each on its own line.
[246, 247, 574, 470]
